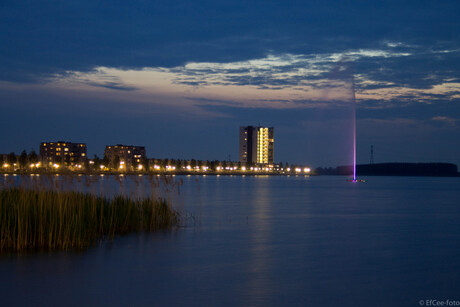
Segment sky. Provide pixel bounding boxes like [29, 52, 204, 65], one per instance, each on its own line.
[1, 0, 460, 167]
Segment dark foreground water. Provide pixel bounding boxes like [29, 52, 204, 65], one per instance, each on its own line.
[1, 175, 460, 306]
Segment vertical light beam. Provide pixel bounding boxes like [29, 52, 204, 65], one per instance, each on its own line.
[352, 73, 356, 181]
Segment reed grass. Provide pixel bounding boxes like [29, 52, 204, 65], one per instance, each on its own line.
[0, 187, 180, 252]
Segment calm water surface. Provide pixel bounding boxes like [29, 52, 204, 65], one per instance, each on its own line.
[1, 175, 460, 306]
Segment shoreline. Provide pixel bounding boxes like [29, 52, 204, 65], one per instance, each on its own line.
[1, 170, 459, 177]
[0, 169, 312, 177]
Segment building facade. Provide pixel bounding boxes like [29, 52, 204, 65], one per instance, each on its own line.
[104, 144, 146, 169]
[40, 141, 87, 165]
[239, 126, 274, 164]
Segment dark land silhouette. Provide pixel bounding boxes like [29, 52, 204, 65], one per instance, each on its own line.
[316, 163, 459, 177]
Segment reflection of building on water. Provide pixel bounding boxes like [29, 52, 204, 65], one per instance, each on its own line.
[246, 180, 273, 304]
[239, 126, 274, 164]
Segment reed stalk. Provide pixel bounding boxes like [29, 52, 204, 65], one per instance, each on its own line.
[0, 187, 180, 252]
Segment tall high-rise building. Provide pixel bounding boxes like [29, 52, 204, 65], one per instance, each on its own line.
[239, 126, 274, 164]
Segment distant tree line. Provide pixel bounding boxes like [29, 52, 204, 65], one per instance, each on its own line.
[1, 150, 39, 169]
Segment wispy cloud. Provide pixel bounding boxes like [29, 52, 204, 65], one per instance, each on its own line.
[431, 116, 458, 126]
[85, 81, 137, 91]
[11, 47, 455, 116]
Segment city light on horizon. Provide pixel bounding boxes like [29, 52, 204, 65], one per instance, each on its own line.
[1, 1, 460, 168]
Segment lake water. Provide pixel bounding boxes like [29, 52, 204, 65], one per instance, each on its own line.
[1, 175, 460, 306]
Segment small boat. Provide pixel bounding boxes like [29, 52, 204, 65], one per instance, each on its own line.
[347, 178, 366, 183]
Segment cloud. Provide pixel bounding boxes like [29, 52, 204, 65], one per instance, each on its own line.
[85, 82, 138, 91]
[169, 51, 412, 89]
[1, 0, 459, 86]
[0, 47, 455, 118]
[431, 116, 458, 126]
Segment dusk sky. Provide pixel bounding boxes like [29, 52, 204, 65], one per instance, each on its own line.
[1, 0, 460, 167]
